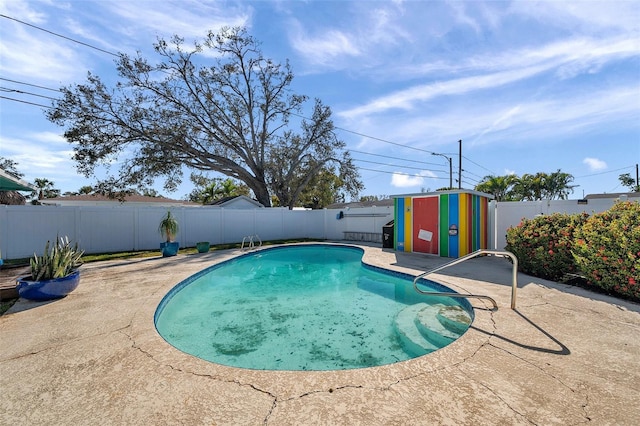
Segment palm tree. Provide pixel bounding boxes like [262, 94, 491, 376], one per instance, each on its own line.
[475, 175, 517, 201]
[31, 178, 61, 201]
[511, 170, 576, 201]
[544, 169, 576, 200]
[188, 176, 250, 204]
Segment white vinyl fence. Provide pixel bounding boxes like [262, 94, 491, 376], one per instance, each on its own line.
[0, 197, 630, 260]
[0, 205, 394, 259]
[491, 197, 633, 250]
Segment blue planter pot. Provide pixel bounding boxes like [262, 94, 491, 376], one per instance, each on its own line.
[160, 241, 180, 257]
[17, 270, 80, 301]
[196, 241, 210, 253]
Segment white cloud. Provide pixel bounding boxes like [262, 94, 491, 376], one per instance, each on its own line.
[0, 25, 87, 83]
[447, 1, 481, 34]
[288, 21, 361, 66]
[1, 132, 72, 169]
[340, 84, 640, 152]
[583, 157, 607, 171]
[340, 35, 639, 119]
[390, 170, 437, 188]
[102, 2, 251, 40]
[286, 3, 412, 69]
[510, 1, 640, 34]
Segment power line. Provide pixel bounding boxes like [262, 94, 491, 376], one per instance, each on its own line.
[462, 155, 496, 176]
[348, 149, 442, 166]
[461, 168, 485, 180]
[575, 165, 635, 178]
[0, 14, 119, 57]
[3, 14, 468, 167]
[2, 13, 498, 197]
[4, 14, 499, 183]
[0, 77, 61, 92]
[0, 87, 58, 101]
[356, 166, 448, 179]
[290, 112, 438, 155]
[0, 95, 50, 108]
[353, 158, 446, 173]
[461, 173, 481, 185]
[335, 126, 436, 154]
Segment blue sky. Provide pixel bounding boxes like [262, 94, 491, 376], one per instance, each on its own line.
[1, 0, 639, 200]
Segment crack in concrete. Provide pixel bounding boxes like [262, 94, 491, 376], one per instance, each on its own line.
[0, 323, 131, 363]
[475, 378, 537, 425]
[120, 327, 280, 425]
[478, 341, 592, 425]
[487, 342, 576, 392]
[116, 304, 520, 425]
[265, 309, 501, 418]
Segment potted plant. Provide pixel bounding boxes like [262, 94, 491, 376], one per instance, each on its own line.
[196, 241, 210, 253]
[17, 236, 84, 301]
[159, 210, 180, 257]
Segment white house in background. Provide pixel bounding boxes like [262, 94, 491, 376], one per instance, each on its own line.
[585, 192, 640, 201]
[41, 194, 199, 207]
[206, 195, 264, 209]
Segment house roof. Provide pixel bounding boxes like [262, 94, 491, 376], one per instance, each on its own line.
[43, 194, 198, 205]
[391, 189, 494, 199]
[206, 195, 264, 208]
[0, 168, 36, 192]
[326, 199, 394, 209]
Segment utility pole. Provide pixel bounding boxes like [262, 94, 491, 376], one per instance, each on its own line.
[636, 163, 639, 190]
[458, 139, 462, 189]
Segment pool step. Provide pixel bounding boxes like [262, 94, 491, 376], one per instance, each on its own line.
[415, 304, 464, 347]
[394, 303, 439, 357]
[436, 305, 472, 334]
[394, 303, 472, 356]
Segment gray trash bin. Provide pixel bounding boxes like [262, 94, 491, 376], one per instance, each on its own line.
[382, 220, 394, 248]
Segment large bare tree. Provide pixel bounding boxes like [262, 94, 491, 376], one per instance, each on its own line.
[47, 27, 361, 207]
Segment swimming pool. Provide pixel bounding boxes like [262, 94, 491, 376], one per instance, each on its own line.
[154, 244, 473, 371]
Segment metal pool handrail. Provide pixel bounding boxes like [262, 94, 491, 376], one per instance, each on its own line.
[241, 234, 262, 251]
[412, 249, 519, 310]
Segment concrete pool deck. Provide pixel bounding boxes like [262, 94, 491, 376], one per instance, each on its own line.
[1, 243, 639, 425]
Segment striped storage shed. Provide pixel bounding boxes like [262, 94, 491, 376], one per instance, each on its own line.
[393, 190, 493, 258]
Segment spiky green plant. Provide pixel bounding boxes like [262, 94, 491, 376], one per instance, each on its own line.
[158, 210, 179, 242]
[29, 236, 84, 281]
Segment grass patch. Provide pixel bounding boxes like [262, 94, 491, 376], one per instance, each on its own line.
[0, 299, 17, 316]
[4, 238, 321, 266]
[0, 238, 321, 317]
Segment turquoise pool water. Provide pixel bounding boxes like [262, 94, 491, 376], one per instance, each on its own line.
[155, 244, 473, 371]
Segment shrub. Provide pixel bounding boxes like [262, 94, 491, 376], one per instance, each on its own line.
[572, 201, 640, 300]
[30, 236, 84, 281]
[505, 212, 587, 282]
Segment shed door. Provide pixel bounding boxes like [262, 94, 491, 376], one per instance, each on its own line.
[412, 196, 439, 254]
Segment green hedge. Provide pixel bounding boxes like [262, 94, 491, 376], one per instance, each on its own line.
[505, 212, 587, 282]
[572, 201, 640, 300]
[505, 201, 639, 301]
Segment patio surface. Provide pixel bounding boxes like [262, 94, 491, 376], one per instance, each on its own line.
[1, 243, 639, 425]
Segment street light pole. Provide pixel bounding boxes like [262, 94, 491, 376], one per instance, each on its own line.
[432, 152, 453, 189]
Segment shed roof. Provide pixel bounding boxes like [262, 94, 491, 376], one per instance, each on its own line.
[391, 189, 494, 199]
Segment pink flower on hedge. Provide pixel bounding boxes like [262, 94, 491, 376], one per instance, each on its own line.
[630, 277, 637, 285]
[548, 249, 554, 255]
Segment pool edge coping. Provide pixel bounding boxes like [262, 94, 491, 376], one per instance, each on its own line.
[130, 242, 495, 399]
